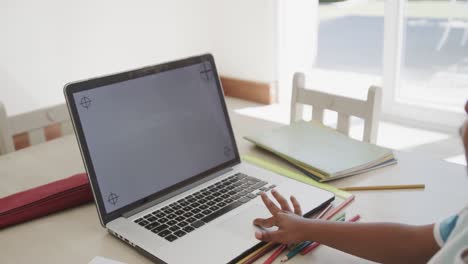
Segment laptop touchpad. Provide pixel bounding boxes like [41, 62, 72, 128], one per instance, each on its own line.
[217, 204, 277, 239]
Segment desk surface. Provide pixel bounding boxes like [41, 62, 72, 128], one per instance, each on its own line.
[1, 97, 468, 264]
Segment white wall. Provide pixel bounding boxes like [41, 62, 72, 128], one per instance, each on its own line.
[210, 0, 276, 83]
[0, 0, 277, 115]
[277, 0, 318, 105]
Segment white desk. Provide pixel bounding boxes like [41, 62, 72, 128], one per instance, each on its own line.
[1, 97, 468, 264]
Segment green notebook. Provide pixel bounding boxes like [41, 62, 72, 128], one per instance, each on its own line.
[244, 121, 396, 182]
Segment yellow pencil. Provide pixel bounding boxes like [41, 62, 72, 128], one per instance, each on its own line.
[341, 184, 425, 191]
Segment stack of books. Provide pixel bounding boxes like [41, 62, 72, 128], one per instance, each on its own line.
[244, 121, 396, 182]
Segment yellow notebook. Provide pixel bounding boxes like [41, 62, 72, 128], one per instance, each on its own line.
[244, 121, 396, 182]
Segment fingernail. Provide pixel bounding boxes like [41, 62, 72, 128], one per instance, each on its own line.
[255, 231, 262, 240]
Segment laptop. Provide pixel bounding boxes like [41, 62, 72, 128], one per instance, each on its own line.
[64, 54, 334, 263]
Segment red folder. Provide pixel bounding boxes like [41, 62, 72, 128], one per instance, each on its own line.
[0, 173, 93, 229]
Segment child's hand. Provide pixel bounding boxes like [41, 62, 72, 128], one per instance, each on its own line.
[253, 189, 310, 244]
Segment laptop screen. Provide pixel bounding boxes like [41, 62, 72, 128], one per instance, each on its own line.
[71, 59, 236, 214]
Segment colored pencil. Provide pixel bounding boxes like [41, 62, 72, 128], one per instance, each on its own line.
[316, 203, 333, 219]
[240, 202, 341, 263]
[297, 197, 357, 258]
[347, 214, 361, 222]
[263, 244, 287, 264]
[300, 241, 320, 254]
[280, 202, 346, 262]
[238, 242, 276, 264]
[252, 203, 334, 264]
[330, 211, 346, 221]
[301, 214, 361, 255]
[280, 242, 311, 262]
[341, 184, 425, 191]
[293, 212, 348, 259]
[323, 195, 355, 220]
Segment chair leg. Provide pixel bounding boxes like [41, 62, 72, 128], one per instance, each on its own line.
[437, 20, 452, 51]
[461, 27, 468, 46]
[437, 0, 458, 51]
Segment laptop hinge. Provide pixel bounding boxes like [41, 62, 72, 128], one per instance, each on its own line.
[122, 167, 234, 218]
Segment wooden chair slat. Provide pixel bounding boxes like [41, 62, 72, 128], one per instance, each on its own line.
[290, 72, 382, 143]
[337, 113, 351, 136]
[312, 107, 324, 123]
[60, 120, 74, 135]
[28, 128, 46, 145]
[0, 102, 73, 154]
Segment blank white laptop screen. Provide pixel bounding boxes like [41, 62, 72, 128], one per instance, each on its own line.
[72, 62, 235, 213]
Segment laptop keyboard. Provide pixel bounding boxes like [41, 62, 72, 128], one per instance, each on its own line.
[133, 173, 276, 242]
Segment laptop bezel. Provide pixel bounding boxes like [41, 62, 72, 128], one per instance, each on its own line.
[64, 54, 241, 226]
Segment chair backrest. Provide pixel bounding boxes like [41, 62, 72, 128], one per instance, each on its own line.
[0, 102, 73, 155]
[290, 72, 382, 143]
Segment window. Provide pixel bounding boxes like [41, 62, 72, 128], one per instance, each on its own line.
[400, 0, 468, 113]
[277, 0, 466, 131]
[383, 0, 466, 130]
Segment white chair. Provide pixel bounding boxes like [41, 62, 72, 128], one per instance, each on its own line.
[0, 102, 73, 155]
[290, 72, 382, 144]
[436, 0, 468, 51]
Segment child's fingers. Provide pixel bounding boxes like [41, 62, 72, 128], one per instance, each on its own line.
[290, 195, 302, 216]
[271, 189, 292, 212]
[254, 229, 284, 242]
[253, 216, 276, 228]
[260, 192, 280, 215]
